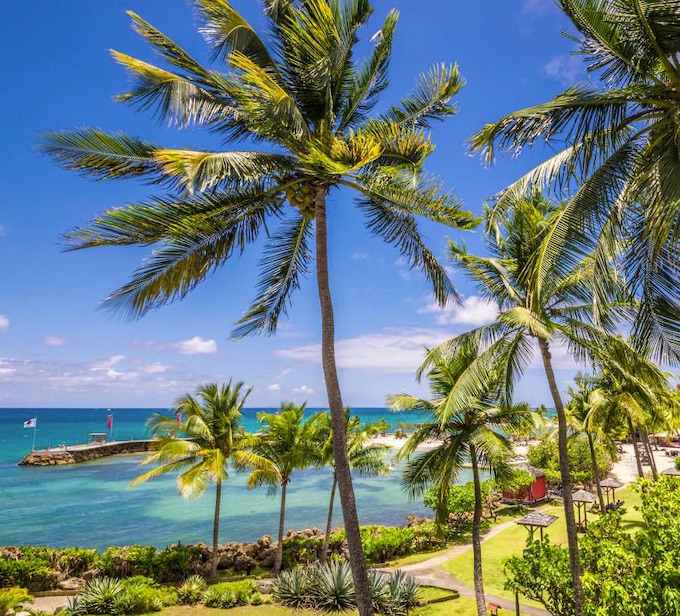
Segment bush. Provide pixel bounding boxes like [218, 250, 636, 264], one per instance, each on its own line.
[0, 587, 32, 616]
[675, 456, 680, 471]
[203, 580, 257, 608]
[176, 575, 206, 605]
[69, 577, 176, 616]
[423, 481, 495, 530]
[273, 563, 419, 613]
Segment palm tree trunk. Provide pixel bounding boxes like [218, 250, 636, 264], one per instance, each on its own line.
[628, 417, 645, 478]
[273, 479, 288, 575]
[587, 432, 605, 512]
[211, 478, 222, 583]
[641, 430, 658, 480]
[322, 474, 338, 564]
[469, 445, 486, 616]
[314, 189, 373, 616]
[537, 337, 584, 616]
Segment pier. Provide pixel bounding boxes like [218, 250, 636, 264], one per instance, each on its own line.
[18, 439, 156, 466]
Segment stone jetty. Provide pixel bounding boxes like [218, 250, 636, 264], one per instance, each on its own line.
[18, 440, 156, 466]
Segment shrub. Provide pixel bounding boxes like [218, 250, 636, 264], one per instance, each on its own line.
[0, 586, 32, 616]
[154, 545, 202, 582]
[675, 456, 680, 471]
[71, 577, 176, 615]
[423, 481, 495, 530]
[203, 580, 257, 609]
[99, 547, 157, 579]
[76, 578, 124, 615]
[176, 575, 206, 605]
[274, 563, 419, 613]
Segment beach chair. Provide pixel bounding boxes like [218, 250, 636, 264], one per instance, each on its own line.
[487, 602, 501, 615]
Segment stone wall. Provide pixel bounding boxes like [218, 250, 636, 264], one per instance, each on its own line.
[18, 440, 155, 466]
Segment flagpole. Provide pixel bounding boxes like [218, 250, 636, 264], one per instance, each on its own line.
[31, 420, 37, 452]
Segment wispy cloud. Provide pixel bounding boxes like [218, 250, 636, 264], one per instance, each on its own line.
[0, 315, 9, 332]
[350, 252, 370, 261]
[278, 327, 452, 373]
[268, 383, 281, 392]
[44, 335, 66, 346]
[140, 362, 169, 374]
[419, 295, 498, 326]
[522, 0, 554, 17]
[174, 336, 218, 355]
[544, 55, 583, 85]
[292, 385, 315, 395]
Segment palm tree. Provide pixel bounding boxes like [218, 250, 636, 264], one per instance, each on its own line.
[565, 375, 615, 511]
[130, 381, 277, 582]
[318, 409, 391, 563]
[248, 402, 323, 574]
[42, 5, 475, 611]
[469, 0, 680, 366]
[428, 193, 629, 615]
[389, 341, 534, 616]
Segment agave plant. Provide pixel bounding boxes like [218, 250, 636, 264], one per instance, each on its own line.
[367, 570, 391, 614]
[272, 567, 313, 609]
[311, 561, 357, 612]
[386, 570, 421, 615]
[77, 578, 125, 615]
[176, 575, 207, 605]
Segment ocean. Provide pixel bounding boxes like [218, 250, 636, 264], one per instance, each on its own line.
[0, 407, 474, 550]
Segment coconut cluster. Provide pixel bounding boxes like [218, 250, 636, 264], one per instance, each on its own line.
[285, 181, 315, 218]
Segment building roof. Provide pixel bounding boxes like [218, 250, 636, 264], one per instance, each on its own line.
[600, 478, 624, 489]
[515, 512, 559, 528]
[572, 489, 597, 503]
[514, 463, 545, 478]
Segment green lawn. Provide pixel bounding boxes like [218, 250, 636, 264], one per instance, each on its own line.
[156, 598, 530, 616]
[443, 486, 645, 606]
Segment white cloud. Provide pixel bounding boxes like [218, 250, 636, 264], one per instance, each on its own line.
[175, 336, 218, 355]
[544, 55, 583, 85]
[419, 295, 498, 326]
[140, 363, 169, 374]
[89, 355, 125, 371]
[350, 252, 370, 261]
[44, 336, 66, 346]
[278, 327, 452, 373]
[293, 385, 315, 395]
[523, 0, 554, 16]
[276, 368, 292, 379]
[268, 383, 281, 391]
[0, 315, 9, 332]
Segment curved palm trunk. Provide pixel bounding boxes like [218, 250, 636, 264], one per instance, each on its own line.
[314, 190, 373, 616]
[641, 430, 658, 480]
[628, 417, 645, 478]
[273, 479, 288, 575]
[538, 338, 584, 616]
[469, 445, 486, 616]
[211, 478, 222, 583]
[587, 432, 605, 512]
[322, 473, 338, 563]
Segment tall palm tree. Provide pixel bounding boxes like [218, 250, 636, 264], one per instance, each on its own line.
[41, 5, 475, 611]
[318, 409, 391, 563]
[130, 381, 277, 582]
[565, 375, 616, 511]
[469, 0, 680, 366]
[389, 341, 534, 616]
[248, 402, 323, 574]
[428, 193, 629, 615]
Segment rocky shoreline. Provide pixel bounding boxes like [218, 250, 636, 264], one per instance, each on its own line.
[18, 440, 155, 466]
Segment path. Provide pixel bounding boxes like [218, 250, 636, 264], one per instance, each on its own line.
[379, 518, 550, 616]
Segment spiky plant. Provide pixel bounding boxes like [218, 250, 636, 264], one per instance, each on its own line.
[176, 575, 207, 605]
[41, 4, 476, 611]
[310, 560, 357, 612]
[272, 567, 313, 609]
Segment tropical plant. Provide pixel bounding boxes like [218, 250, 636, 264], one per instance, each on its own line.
[0, 587, 31, 616]
[176, 575, 206, 605]
[428, 193, 629, 613]
[470, 0, 680, 366]
[423, 480, 495, 530]
[390, 338, 534, 616]
[318, 409, 391, 562]
[248, 402, 323, 574]
[130, 382, 277, 581]
[203, 580, 257, 608]
[41, 3, 477, 610]
[565, 374, 618, 509]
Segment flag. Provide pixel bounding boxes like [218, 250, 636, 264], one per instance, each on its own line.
[176, 412, 181, 423]
[23, 418, 37, 429]
[106, 414, 113, 429]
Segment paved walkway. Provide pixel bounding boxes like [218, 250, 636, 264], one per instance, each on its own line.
[379, 519, 550, 616]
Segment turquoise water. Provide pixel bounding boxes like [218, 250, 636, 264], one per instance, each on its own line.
[0, 407, 473, 549]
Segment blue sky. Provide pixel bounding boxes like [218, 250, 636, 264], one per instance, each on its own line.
[0, 0, 589, 408]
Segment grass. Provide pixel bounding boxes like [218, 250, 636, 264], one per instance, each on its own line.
[384, 547, 451, 567]
[155, 599, 530, 616]
[442, 485, 645, 606]
[418, 585, 458, 602]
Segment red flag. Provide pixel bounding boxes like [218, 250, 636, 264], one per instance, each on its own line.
[106, 414, 113, 429]
[176, 412, 181, 423]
